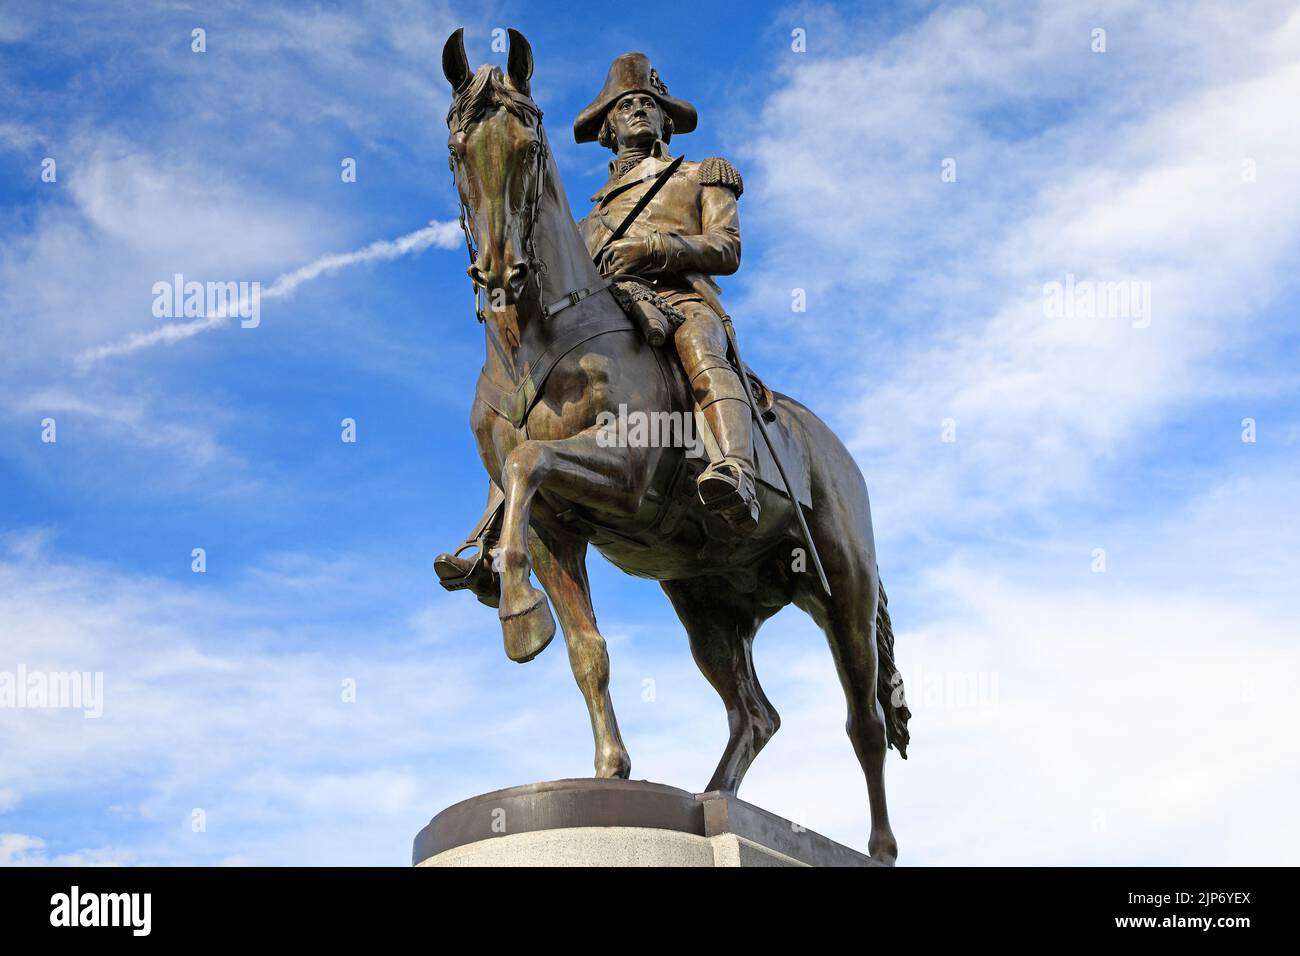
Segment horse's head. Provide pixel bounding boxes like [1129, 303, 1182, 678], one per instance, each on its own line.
[443, 28, 545, 308]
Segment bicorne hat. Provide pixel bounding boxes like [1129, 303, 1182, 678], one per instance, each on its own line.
[573, 52, 698, 144]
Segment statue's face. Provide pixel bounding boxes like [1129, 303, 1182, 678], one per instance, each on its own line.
[609, 92, 663, 150]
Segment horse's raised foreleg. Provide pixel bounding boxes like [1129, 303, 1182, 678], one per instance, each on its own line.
[528, 524, 630, 778]
[494, 425, 649, 658]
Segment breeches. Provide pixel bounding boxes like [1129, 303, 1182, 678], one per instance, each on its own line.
[672, 300, 745, 408]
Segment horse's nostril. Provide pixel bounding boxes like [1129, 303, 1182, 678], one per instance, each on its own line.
[508, 262, 530, 286]
[467, 263, 487, 287]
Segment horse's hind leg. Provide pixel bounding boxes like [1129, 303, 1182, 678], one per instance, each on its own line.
[661, 576, 780, 794]
[529, 524, 631, 778]
[795, 547, 898, 865]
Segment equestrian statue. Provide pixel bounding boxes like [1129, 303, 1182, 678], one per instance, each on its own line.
[430, 28, 910, 864]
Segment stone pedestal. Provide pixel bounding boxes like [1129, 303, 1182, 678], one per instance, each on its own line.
[413, 778, 876, 867]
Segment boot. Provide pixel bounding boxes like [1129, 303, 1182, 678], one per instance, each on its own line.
[697, 396, 761, 534]
[434, 543, 500, 608]
[434, 485, 506, 608]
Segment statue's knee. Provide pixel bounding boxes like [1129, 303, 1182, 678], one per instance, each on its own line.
[502, 440, 550, 486]
[674, 308, 728, 360]
[691, 364, 746, 404]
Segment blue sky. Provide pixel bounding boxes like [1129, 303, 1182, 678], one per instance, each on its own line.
[2, 0, 1298, 865]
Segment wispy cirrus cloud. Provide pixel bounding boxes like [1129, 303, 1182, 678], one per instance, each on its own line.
[74, 219, 464, 366]
[15, 389, 224, 463]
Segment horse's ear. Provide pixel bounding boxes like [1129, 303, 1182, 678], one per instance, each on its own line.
[443, 28, 471, 92]
[506, 28, 533, 95]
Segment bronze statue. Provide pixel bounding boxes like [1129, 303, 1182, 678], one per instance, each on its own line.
[433, 28, 910, 864]
[574, 53, 760, 533]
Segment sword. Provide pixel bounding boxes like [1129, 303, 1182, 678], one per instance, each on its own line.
[594, 154, 684, 264]
[685, 274, 833, 598]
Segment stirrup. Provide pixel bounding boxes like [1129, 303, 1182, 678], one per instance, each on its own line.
[697, 459, 761, 534]
[433, 542, 500, 609]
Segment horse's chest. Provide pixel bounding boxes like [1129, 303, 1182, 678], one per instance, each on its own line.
[532, 352, 615, 436]
[473, 350, 616, 471]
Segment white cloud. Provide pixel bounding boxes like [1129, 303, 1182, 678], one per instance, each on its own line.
[0, 137, 342, 367]
[4, 1, 468, 161]
[68, 146, 325, 274]
[737, 531, 1300, 864]
[690, 1, 1300, 864]
[0, 138, 340, 465]
[0, 0, 477, 462]
[15, 389, 224, 464]
[5, 469, 1298, 867]
[0, 536, 616, 864]
[0, 144, 458, 475]
[737, 1, 1300, 530]
[0, 833, 134, 867]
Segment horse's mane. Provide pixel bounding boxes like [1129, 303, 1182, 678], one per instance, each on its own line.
[447, 65, 538, 133]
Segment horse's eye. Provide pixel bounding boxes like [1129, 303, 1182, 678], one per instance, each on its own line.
[527, 141, 540, 157]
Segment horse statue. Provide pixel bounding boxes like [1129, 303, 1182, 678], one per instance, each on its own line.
[438, 28, 910, 864]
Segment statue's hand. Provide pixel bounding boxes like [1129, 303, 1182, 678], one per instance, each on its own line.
[600, 237, 655, 276]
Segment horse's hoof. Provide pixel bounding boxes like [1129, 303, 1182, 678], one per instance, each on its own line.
[595, 747, 632, 779]
[499, 590, 555, 663]
[868, 835, 898, 867]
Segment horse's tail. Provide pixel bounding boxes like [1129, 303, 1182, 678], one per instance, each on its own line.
[875, 579, 911, 758]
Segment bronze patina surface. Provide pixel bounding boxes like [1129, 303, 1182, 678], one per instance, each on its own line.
[433, 29, 910, 864]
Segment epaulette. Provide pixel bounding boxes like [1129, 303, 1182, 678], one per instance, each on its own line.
[698, 156, 743, 197]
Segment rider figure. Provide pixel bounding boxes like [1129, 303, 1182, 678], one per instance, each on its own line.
[435, 53, 759, 604]
[576, 53, 759, 535]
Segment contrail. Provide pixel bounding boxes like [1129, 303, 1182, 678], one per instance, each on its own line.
[76, 220, 463, 366]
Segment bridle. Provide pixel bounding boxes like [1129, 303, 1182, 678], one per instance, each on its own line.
[447, 91, 550, 324]
[448, 91, 610, 324]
